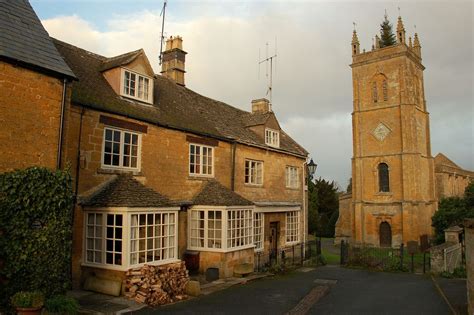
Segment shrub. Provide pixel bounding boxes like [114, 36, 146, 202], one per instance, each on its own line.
[0, 167, 74, 311]
[44, 295, 79, 314]
[10, 291, 44, 309]
[432, 181, 474, 244]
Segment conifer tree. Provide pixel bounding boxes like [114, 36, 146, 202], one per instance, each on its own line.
[379, 14, 396, 47]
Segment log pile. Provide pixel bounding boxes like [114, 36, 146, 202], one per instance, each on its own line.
[123, 262, 190, 306]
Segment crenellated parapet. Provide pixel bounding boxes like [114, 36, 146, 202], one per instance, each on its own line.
[351, 15, 422, 64]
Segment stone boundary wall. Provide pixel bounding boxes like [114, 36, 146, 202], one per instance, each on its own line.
[429, 242, 462, 273]
[335, 193, 352, 245]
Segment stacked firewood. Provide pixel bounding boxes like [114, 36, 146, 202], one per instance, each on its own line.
[123, 262, 190, 306]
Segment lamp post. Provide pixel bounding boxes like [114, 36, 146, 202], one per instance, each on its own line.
[307, 158, 317, 180]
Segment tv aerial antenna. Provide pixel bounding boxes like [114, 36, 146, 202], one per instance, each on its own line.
[159, 0, 167, 65]
[258, 39, 277, 112]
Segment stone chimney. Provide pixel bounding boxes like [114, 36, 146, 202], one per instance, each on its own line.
[251, 98, 270, 113]
[161, 36, 187, 86]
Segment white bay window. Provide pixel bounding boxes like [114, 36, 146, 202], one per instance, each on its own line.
[84, 209, 179, 270]
[130, 212, 177, 265]
[188, 207, 254, 252]
[286, 211, 300, 244]
[254, 212, 264, 252]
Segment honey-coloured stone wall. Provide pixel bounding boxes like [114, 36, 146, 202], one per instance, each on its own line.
[0, 61, 68, 171]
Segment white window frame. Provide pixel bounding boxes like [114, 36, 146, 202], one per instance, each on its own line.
[245, 159, 263, 186]
[265, 128, 280, 148]
[129, 212, 178, 267]
[286, 211, 300, 245]
[83, 207, 180, 271]
[227, 208, 253, 250]
[189, 143, 214, 177]
[120, 68, 153, 104]
[254, 212, 264, 252]
[101, 127, 142, 171]
[286, 166, 299, 189]
[187, 206, 255, 253]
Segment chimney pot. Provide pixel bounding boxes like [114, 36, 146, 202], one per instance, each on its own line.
[161, 35, 187, 86]
[251, 98, 270, 113]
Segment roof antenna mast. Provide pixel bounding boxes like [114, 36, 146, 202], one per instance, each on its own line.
[159, 0, 167, 65]
[258, 39, 277, 112]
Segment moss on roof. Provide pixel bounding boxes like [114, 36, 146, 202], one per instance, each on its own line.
[52, 38, 307, 157]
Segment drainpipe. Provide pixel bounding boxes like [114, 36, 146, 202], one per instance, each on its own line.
[57, 78, 68, 169]
[231, 141, 237, 191]
[70, 107, 84, 287]
[74, 108, 85, 195]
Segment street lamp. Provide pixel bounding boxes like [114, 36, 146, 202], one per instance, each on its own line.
[307, 158, 317, 179]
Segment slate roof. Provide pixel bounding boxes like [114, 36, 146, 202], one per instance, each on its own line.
[52, 39, 307, 157]
[0, 0, 75, 78]
[81, 175, 176, 207]
[192, 180, 253, 206]
[99, 49, 143, 72]
[242, 112, 272, 127]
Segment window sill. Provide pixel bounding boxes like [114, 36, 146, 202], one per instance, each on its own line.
[285, 186, 300, 190]
[97, 168, 143, 176]
[376, 192, 393, 196]
[82, 258, 181, 271]
[129, 258, 180, 269]
[285, 241, 301, 246]
[244, 183, 264, 188]
[81, 262, 129, 272]
[187, 244, 255, 253]
[188, 174, 215, 180]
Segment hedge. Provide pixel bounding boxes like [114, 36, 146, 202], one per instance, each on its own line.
[0, 167, 74, 311]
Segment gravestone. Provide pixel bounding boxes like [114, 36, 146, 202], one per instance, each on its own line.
[407, 241, 418, 255]
[420, 234, 429, 251]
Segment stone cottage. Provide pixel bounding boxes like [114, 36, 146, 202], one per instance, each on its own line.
[0, 0, 311, 292]
[53, 35, 309, 287]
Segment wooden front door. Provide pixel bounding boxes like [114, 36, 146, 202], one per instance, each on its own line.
[269, 222, 279, 259]
[379, 221, 392, 247]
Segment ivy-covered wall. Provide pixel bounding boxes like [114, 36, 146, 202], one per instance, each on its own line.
[0, 167, 74, 311]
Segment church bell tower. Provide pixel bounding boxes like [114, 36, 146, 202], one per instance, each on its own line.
[349, 16, 437, 247]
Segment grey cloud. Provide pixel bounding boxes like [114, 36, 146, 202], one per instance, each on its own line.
[40, 0, 473, 185]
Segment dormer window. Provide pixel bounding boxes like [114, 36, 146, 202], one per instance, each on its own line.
[121, 68, 153, 103]
[265, 128, 280, 147]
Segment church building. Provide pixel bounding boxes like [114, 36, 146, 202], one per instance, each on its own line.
[335, 15, 473, 247]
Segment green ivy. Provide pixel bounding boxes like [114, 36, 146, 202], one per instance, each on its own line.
[0, 167, 74, 312]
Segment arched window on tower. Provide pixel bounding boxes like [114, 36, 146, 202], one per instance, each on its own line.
[378, 163, 390, 192]
[383, 80, 388, 101]
[372, 82, 378, 103]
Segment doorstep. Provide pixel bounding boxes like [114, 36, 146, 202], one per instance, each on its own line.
[67, 290, 146, 315]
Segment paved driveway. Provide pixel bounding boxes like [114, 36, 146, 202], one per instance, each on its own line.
[132, 266, 451, 315]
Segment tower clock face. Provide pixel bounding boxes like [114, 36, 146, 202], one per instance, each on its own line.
[372, 122, 391, 141]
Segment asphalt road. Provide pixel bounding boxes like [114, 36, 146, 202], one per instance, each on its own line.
[131, 266, 451, 315]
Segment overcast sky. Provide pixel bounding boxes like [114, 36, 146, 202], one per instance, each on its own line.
[31, 0, 473, 188]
